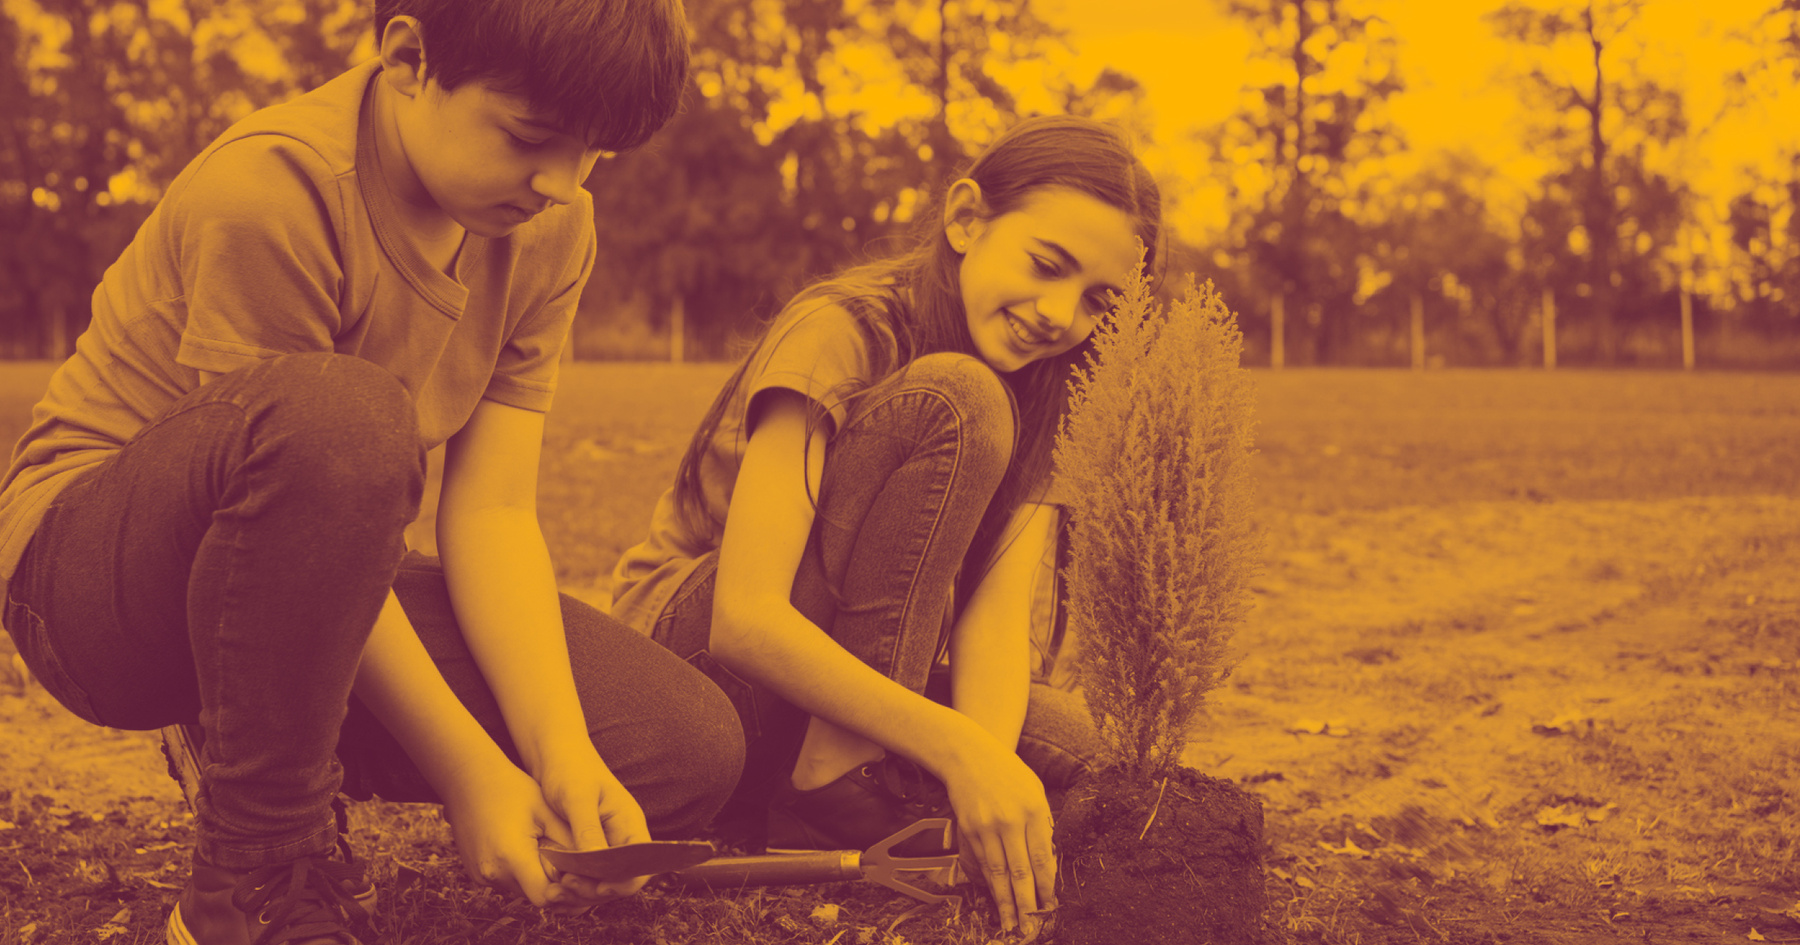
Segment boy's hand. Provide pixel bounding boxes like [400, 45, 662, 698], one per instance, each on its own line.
[532, 747, 654, 906]
[440, 756, 646, 911]
[440, 761, 568, 907]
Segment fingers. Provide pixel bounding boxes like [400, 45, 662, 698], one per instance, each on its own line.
[1028, 810, 1058, 915]
[561, 786, 611, 853]
[973, 829, 1020, 935]
[957, 797, 1057, 940]
[594, 772, 652, 849]
[467, 848, 552, 907]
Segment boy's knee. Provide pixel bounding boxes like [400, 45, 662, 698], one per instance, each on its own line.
[242, 353, 424, 499]
[635, 677, 746, 838]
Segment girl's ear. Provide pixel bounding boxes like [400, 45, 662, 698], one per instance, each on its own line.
[942, 178, 988, 254]
[378, 15, 429, 97]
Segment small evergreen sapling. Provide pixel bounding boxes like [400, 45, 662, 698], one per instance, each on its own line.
[1054, 260, 1261, 784]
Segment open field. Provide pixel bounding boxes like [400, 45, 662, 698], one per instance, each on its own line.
[2, 363, 1799, 944]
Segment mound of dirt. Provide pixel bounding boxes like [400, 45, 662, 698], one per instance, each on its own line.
[1054, 766, 1266, 944]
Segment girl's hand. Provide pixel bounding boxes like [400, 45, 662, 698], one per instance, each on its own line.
[532, 749, 654, 906]
[937, 735, 1058, 942]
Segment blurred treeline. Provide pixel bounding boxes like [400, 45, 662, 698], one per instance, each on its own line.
[2, 0, 1798, 366]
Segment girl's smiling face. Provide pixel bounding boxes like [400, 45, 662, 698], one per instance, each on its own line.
[947, 182, 1142, 373]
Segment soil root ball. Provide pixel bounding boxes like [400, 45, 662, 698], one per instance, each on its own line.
[1053, 766, 1266, 944]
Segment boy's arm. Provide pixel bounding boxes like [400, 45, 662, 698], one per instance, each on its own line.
[435, 398, 650, 855]
[352, 590, 581, 906]
[948, 501, 1056, 747]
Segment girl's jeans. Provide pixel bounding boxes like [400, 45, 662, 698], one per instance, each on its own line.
[2, 353, 742, 870]
[652, 352, 1103, 824]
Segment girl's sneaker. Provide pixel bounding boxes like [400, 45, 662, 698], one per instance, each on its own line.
[165, 848, 373, 945]
[766, 755, 953, 855]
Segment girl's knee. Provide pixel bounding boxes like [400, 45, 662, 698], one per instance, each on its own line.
[889, 353, 1017, 466]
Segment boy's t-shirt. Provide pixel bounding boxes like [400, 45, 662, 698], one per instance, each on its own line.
[608, 300, 876, 635]
[0, 57, 595, 586]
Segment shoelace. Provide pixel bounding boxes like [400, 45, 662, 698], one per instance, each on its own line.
[230, 857, 369, 945]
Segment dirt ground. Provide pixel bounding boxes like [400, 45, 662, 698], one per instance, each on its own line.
[2, 365, 1797, 943]
[6, 493, 1795, 943]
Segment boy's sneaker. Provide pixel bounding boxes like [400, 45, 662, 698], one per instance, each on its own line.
[766, 755, 953, 855]
[159, 724, 378, 941]
[166, 848, 373, 945]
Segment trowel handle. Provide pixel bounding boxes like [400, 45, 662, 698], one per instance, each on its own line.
[673, 850, 862, 889]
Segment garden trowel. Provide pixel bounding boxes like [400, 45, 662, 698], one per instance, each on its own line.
[672, 817, 961, 905]
[540, 819, 961, 905]
[538, 838, 718, 882]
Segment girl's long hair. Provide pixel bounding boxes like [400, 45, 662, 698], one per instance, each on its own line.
[673, 115, 1164, 579]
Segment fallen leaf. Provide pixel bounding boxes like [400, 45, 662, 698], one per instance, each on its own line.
[1317, 839, 1372, 858]
[1535, 805, 1589, 829]
[1289, 718, 1327, 735]
[1748, 928, 1766, 941]
[94, 908, 131, 941]
[1531, 712, 1593, 736]
[811, 903, 842, 927]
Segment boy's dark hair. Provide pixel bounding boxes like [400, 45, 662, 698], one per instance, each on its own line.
[374, 0, 689, 153]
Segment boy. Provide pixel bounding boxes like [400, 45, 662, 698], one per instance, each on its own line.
[0, 2, 743, 943]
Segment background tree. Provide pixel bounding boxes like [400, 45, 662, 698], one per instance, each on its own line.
[577, 0, 1098, 358]
[1204, 0, 1405, 366]
[1362, 152, 1540, 365]
[0, 0, 366, 357]
[1487, 0, 1688, 365]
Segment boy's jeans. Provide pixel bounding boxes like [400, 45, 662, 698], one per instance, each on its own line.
[652, 353, 1104, 821]
[3, 352, 741, 869]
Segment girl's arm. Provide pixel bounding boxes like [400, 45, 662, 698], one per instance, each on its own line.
[712, 390, 1056, 938]
[711, 390, 991, 771]
[948, 502, 1056, 748]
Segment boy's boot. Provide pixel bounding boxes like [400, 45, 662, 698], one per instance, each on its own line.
[166, 848, 372, 945]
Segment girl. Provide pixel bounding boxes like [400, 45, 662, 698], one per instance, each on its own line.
[609, 115, 1162, 940]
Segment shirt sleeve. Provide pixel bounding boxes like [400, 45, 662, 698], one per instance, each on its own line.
[483, 218, 595, 413]
[171, 136, 346, 375]
[743, 302, 874, 434]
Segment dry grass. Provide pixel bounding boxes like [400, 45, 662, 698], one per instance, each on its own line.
[3, 362, 1800, 944]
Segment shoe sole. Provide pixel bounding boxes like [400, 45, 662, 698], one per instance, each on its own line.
[164, 890, 378, 945]
[164, 902, 197, 945]
[158, 724, 204, 814]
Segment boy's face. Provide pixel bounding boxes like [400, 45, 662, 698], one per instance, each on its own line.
[395, 77, 604, 239]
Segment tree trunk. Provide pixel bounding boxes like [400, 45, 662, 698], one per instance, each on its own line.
[1585, 3, 1618, 364]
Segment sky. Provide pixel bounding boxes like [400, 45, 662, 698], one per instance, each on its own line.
[1032, 0, 1800, 242]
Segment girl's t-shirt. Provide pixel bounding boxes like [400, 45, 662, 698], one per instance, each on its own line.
[0, 58, 594, 586]
[609, 299, 877, 634]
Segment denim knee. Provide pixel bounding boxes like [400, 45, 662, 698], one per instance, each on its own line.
[885, 352, 1017, 470]
[232, 353, 424, 518]
[633, 668, 746, 838]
